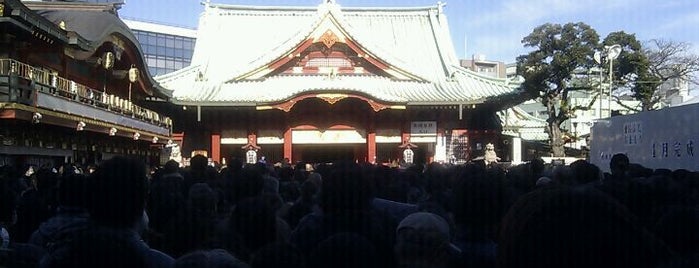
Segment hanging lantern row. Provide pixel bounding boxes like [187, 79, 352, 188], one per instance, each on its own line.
[31, 116, 161, 143]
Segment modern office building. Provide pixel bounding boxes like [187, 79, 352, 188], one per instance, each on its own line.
[123, 19, 197, 76]
[459, 54, 507, 79]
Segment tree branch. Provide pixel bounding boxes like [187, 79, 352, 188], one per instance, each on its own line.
[612, 95, 641, 112]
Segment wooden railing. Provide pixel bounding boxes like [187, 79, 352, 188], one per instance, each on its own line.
[0, 58, 172, 129]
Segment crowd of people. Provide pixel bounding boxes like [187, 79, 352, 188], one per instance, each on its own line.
[1, 153, 698, 267]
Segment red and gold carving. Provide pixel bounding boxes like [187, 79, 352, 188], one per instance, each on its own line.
[317, 93, 347, 105]
[268, 94, 393, 113]
[367, 100, 390, 112]
[320, 30, 339, 49]
[273, 100, 297, 113]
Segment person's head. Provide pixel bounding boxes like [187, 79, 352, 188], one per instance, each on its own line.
[250, 242, 304, 268]
[654, 207, 699, 256]
[570, 160, 603, 184]
[262, 176, 279, 195]
[231, 165, 265, 204]
[226, 157, 244, 174]
[188, 183, 218, 215]
[535, 176, 553, 187]
[530, 158, 545, 177]
[299, 180, 319, 201]
[395, 212, 457, 268]
[308, 233, 378, 268]
[190, 154, 209, 171]
[306, 172, 322, 188]
[35, 167, 59, 193]
[42, 228, 147, 268]
[229, 197, 277, 253]
[629, 163, 653, 178]
[89, 156, 148, 228]
[451, 172, 505, 233]
[498, 186, 670, 268]
[320, 161, 374, 214]
[610, 153, 630, 178]
[57, 173, 89, 209]
[424, 162, 448, 195]
[175, 249, 250, 268]
[549, 165, 572, 185]
[164, 160, 181, 174]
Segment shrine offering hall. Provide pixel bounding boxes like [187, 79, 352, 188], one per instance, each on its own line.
[157, 1, 520, 164]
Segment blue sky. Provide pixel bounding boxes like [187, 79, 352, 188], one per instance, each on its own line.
[120, 0, 699, 63]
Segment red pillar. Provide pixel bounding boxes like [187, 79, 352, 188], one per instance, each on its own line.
[367, 112, 376, 164]
[367, 132, 376, 164]
[211, 134, 221, 163]
[284, 128, 292, 162]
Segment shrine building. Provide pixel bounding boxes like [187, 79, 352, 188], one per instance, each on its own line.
[157, 1, 523, 165]
[0, 0, 173, 167]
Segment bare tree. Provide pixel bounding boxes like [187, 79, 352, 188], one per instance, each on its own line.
[634, 39, 699, 111]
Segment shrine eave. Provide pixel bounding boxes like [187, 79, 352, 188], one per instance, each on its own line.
[208, 3, 440, 13]
[169, 100, 257, 107]
[1, 102, 171, 142]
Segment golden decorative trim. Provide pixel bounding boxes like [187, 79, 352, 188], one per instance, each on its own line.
[320, 30, 338, 49]
[0, 4, 5, 17]
[366, 99, 394, 112]
[316, 93, 347, 105]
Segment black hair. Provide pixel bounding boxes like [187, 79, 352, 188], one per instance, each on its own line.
[88, 156, 148, 228]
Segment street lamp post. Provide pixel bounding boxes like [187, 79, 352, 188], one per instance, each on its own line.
[606, 45, 621, 115]
[572, 121, 578, 149]
[594, 45, 622, 118]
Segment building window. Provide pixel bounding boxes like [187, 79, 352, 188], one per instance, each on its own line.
[478, 66, 495, 73]
[132, 29, 196, 75]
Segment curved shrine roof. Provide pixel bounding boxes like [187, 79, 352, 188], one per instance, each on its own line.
[158, 2, 520, 105]
[21, 1, 170, 98]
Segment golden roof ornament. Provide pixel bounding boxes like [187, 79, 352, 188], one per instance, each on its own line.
[320, 30, 338, 49]
[59, 21, 66, 30]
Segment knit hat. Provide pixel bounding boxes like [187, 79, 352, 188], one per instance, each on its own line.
[397, 212, 461, 254]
